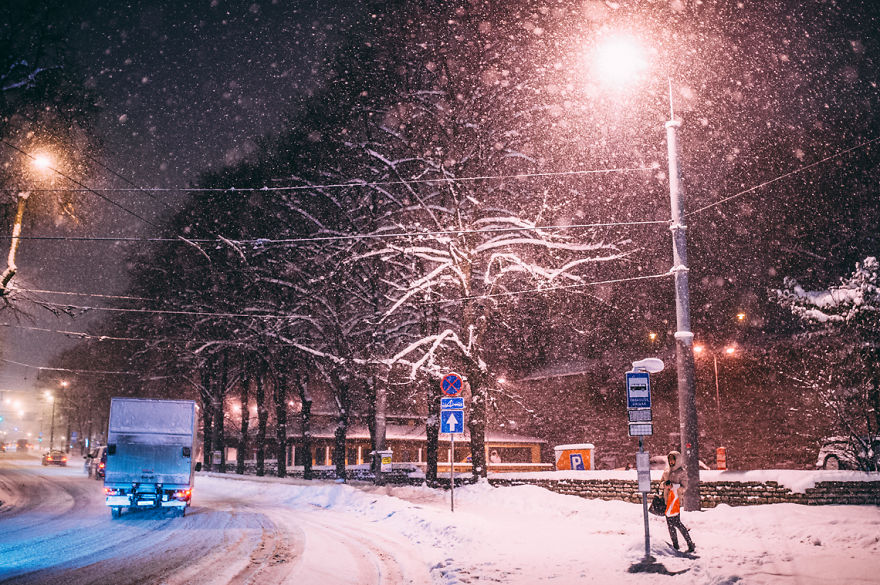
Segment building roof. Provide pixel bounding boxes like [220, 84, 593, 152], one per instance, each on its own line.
[288, 421, 544, 444]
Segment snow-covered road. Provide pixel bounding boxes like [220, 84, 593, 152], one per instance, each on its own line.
[0, 455, 431, 585]
[3, 453, 880, 584]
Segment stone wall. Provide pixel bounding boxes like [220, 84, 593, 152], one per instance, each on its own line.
[212, 464, 880, 506]
[487, 477, 880, 506]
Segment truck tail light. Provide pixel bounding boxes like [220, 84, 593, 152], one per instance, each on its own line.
[173, 489, 192, 501]
[104, 488, 120, 496]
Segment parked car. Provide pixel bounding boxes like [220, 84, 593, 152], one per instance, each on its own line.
[86, 446, 108, 479]
[42, 450, 68, 466]
[816, 436, 880, 471]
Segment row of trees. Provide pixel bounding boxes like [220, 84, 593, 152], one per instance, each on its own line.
[44, 2, 668, 480]
[20, 1, 880, 473]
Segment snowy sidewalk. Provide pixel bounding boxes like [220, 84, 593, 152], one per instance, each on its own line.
[199, 472, 880, 584]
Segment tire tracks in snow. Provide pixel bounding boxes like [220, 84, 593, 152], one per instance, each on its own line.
[266, 504, 432, 585]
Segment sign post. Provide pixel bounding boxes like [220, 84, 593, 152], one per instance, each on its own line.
[440, 373, 464, 512]
[626, 359, 663, 566]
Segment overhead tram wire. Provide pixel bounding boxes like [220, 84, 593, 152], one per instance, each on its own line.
[0, 357, 141, 376]
[2, 133, 876, 244]
[12, 109, 187, 217]
[0, 138, 160, 229]
[16, 288, 157, 302]
[686, 135, 880, 218]
[27, 271, 672, 318]
[423, 271, 672, 305]
[0, 140, 239, 257]
[37, 301, 305, 319]
[0, 218, 669, 245]
[0, 322, 296, 347]
[0, 165, 657, 195]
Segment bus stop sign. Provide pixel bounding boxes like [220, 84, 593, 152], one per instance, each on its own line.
[625, 371, 651, 409]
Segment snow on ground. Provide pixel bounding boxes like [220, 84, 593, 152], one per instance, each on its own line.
[199, 471, 880, 584]
[4, 454, 879, 584]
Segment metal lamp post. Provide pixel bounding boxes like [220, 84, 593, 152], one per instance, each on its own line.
[665, 112, 700, 511]
[48, 394, 56, 450]
[695, 344, 736, 468]
[593, 36, 701, 510]
[1, 152, 55, 294]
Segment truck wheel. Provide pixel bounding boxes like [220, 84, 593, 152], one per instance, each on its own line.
[111, 507, 122, 519]
[179, 507, 186, 518]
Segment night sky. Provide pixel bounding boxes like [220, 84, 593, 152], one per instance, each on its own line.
[1, 0, 879, 415]
[0, 1, 350, 394]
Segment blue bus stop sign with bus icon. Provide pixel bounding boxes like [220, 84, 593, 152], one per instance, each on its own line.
[625, 371, 651, 409]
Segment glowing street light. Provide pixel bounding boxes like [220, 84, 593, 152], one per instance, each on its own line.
[593, 31, 700, 510]
[32, 153, 53, 171]
[591, 32, 649, 87]
[0, 151, 57, 294]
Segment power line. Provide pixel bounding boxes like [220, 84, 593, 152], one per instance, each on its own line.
[424, 271, 672, 304]
[0, 139, 161, 229]
[18, 288, 156, 302]
[0, 322, 303, 348]
[687, 135, 880, 217]
[0, 218, 668, 245]
[19, 271, 671, 318]
[38, 301, 301, 319]
[0, 165, 657, 194]
[11, 109, 186, 217]
[0, 357, 141, 376]
[0, 322, 170, 342]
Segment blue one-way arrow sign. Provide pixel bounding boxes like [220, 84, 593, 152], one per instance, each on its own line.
[441, 410, 464, 434]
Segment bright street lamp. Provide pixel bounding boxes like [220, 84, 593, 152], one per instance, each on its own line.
[594, 32, 700, 510]
[0, 151, 56, 294]
[591, 32, 649, 87]
[32, 154, 53, 170]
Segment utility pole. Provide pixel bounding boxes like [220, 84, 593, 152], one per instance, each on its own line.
[0, 193, 28, 294]
[49, 398, 56, 450]
[666, 111, 701, 511]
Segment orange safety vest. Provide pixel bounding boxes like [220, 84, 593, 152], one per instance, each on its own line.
[665, 484, 681, 517]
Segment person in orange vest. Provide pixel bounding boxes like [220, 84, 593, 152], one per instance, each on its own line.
[662, 450, 695, 553]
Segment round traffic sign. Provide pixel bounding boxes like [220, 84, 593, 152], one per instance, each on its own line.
[441, 372, 463, 396]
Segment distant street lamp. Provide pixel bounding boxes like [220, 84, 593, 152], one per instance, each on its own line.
[0, 151, 56, 294]
[593, 33, 700, 510]
[694, 344, 736, 467]
[44, 390, 56, 450]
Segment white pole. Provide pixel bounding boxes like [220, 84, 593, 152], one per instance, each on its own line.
[450, 434, 455, 512]
[666, 114, 700, 511]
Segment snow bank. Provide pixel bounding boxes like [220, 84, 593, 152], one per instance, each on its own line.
[196, 470, 880, 584]
[499, 468, 880, 493]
